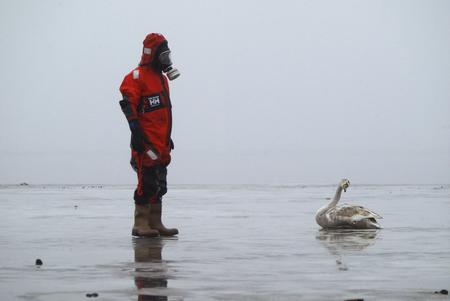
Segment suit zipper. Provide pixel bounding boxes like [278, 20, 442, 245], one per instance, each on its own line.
[160, 75, 172, 148]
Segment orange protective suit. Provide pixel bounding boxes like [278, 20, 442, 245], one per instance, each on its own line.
[119, 33, 174, 204]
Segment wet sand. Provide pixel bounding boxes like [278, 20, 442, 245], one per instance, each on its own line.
[0, 184, 449, 300]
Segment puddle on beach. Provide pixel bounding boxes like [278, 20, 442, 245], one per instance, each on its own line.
[0, 184, 449, 300]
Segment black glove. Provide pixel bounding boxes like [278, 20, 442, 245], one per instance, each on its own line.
[128, 119, 145, 153]
[131, 133, 145, 153]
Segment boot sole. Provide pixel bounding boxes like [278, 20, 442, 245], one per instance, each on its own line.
[156, 229, 179, 236]
[131, 229, 160, 237]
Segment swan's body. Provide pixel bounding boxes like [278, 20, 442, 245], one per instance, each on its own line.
[316, 179, 382, 229]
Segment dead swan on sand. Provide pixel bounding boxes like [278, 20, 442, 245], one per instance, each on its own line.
[315, 179, 382, 229]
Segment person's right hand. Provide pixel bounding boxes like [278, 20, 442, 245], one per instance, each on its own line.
[131, 134, 145, 153]
[129, 119, 145, 153]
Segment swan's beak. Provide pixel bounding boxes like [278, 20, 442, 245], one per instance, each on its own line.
[344, 187, 347, 192]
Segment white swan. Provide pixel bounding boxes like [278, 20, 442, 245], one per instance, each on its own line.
[315, 179, 382, 229]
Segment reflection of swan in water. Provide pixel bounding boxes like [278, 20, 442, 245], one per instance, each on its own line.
[316, 229, 379, 270]
[133, 238, 170, 301]
[316, 229, 379, 252]
[316, 179, 382, 229]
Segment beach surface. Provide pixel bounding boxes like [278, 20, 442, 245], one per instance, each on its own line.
[0, 184, 449, 300]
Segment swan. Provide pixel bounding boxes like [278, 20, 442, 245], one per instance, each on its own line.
[315, 179, 382, 229]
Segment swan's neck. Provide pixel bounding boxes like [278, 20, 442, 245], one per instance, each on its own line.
[329, 185, 343, 208]
[317, 185, 344, 217]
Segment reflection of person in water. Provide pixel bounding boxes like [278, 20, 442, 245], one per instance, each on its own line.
[134, 238, 168, 301]
[316, 229, 379, 270]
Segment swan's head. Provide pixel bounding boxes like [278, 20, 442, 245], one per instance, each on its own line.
[340, 178, 350, 192]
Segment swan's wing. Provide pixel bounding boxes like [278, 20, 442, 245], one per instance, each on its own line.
[334, 204, 382, 222]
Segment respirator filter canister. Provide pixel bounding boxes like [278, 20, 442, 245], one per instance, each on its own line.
[158, 47, 180, 81]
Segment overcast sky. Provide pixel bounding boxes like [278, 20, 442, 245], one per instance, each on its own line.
[0, 0, 449, 185]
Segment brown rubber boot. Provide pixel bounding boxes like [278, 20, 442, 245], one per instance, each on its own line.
[132, 204, 159, 237]
[149, 203, 178, 236]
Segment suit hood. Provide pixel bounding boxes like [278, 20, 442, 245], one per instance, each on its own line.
[139, 33, 167, 66]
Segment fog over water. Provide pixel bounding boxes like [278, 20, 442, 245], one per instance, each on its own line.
[0, 0, 449, 185]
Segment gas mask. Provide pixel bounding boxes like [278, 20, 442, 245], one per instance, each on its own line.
[154, 41, 180, 81]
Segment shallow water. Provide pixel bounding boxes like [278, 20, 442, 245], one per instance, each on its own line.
[0, 184, 449, 300]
